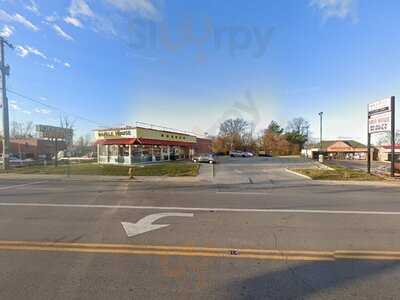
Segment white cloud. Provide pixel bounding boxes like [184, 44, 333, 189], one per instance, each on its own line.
[64, 62, 71, 68]
[0, 9, 39, 31]
[0, 24, 14, 38]
[15, 45, 29, 57]
[310, 0, 357, 21]
[14, 13, 39, 30]
[39, 96, 47, 101]
[34, 108, 51, 114]
[52, 24, 74, 41]
[64, 0, 95, 30]
[53, 57, 61, 63]
[25, 0, 40, 15]
[26, 46, 47, 59]
[22, 110, 32, 114]
[105, 0, 159, 19]
[64, 16, 82, 28]
[45, 63, 55, 69]
[16, 45, 47, 59]
[69, 0, 94, 18]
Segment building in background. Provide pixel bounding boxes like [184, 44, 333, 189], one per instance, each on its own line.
[0, 138, 67, 160]
[377, 145, 400, 162]
[94, 125, 212, 165]
[36, 124, 73, 147]
[302, 140, 373, 160]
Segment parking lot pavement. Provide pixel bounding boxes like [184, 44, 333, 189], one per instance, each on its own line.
[212, 156, 317, 186]
[327, 159, 390, 173]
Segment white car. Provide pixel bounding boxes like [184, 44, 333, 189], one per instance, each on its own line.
[193, 154, 216, 164]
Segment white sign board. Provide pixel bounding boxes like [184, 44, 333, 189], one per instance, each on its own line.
[368, 98, 391, 116]
[368, 98, 392, 133]
[368, 112, 391, 133]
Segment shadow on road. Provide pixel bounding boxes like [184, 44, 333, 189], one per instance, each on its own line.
[225, 260, 400, 299]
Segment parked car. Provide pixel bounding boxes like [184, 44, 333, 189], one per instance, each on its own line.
[192, 154, 216, 164]
[230, 151, 254, 158]
[230, 151, 244, 157]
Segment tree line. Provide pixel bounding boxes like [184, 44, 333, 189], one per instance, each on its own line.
[212, 117, 310, 156]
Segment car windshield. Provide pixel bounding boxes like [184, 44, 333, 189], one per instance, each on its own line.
[0, 1, 400, 299]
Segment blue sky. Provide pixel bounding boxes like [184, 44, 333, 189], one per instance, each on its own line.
[0, 0, 399, 142]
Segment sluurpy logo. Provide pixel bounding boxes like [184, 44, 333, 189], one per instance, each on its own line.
[126, 16, 274, 63]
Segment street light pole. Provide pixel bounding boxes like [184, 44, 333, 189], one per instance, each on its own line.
[319, 112, 323, 151]
[0, 37, 12, 170]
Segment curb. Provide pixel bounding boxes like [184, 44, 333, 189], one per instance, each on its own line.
[284, 168, 312, 180]
[0, 173, 204, 183]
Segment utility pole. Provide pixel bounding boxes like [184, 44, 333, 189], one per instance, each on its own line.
[0, 37, 13, 170]
[390, 96, 396, 177]
[319, 112, 323, 151]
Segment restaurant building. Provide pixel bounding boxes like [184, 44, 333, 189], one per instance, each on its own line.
[94, 125, 211, 165]
[302, 140, 372, 160]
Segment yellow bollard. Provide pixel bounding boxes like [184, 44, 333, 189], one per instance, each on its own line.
[128, 167, 135, 180]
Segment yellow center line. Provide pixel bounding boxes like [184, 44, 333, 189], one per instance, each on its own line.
[0, 241, 399, 261]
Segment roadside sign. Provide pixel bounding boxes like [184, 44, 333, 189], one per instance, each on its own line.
[368, 98, 391, 116]
[367, 96, 396, 177]
[368, 112, 391, 133]
[368, 98, 392, 134]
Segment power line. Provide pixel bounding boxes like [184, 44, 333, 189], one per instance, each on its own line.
[6, 89, 109, 128]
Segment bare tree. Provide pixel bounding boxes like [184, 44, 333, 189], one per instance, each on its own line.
[376, 130, 400, 145]
[219, 118, 249, 137]
[59, 114, 75, 129]
[286, 117, 310, 136]
[218, 118, 250, 151]
[10, 121, 35, 139]
[59, 114, 75, 147]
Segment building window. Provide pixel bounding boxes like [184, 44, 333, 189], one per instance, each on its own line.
[108, 145, 118, 156]
[99, 144, 107, 156]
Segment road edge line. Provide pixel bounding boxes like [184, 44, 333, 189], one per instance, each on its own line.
[284, 168, 312, 180]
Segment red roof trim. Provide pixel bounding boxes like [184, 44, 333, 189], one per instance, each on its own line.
[95, 138, 136, 145]
[380, 145, 400, 149]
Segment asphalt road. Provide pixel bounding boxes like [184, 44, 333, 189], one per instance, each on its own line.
[1, 156, 400, 299]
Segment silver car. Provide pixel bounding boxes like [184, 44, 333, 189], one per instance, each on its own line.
[193, 154, 216, 164]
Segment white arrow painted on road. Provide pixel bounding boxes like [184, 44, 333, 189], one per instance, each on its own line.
[121, 212, 194, 237]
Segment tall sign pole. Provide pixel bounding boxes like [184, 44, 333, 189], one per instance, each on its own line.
[367, 131, 371, 174]
[319, 112, 323, 150]
[390, 96, 396, 177]
[0, 37, 11, 170]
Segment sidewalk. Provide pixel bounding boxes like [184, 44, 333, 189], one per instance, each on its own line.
[0, 164, 214, 183]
